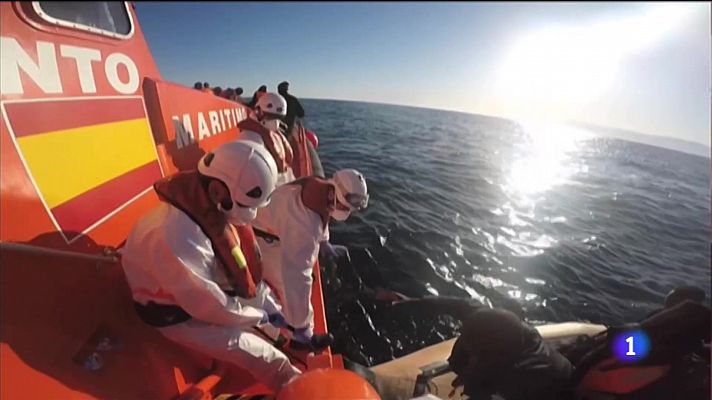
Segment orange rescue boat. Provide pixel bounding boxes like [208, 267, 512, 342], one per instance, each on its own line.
[0, 2, 340, 398]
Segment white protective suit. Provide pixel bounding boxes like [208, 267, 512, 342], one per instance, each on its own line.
[121, 202, 301, 391]
[251, 184, 328, 337]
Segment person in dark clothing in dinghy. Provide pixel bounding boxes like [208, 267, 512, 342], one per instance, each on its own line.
[445, 287, 710, 400]
[448, 308, 573, 400]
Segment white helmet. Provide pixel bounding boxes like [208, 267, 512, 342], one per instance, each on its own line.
[330, 169, 368, 221]
[256, 92, 287, 119]
[198, 140, 278, 224]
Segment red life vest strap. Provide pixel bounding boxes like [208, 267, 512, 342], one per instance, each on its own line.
[238, 118, 293, 173]
[288, 176, 334, 229]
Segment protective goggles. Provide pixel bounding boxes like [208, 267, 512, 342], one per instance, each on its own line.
[334, 181, 369, 211]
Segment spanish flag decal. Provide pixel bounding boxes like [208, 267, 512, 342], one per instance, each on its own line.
[2, 97, 163, 241]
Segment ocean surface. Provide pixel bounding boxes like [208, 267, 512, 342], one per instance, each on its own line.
[301, 99, 710, 367]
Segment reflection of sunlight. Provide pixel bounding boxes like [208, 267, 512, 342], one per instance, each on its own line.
[506, 120, 589, 197]
[487, 121, 589, 258]
[494, 3, 695, 120]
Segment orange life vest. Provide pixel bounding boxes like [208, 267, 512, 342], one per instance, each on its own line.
[154, 171, 262, 298]
[238, 118, 293, 173]
[289, 176, 334, 229]
[289, 124, 311, 178]
[576, 358, 671, 396]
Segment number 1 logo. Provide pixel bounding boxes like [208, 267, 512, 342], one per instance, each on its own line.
[614, 330, 650, 362]
[625, 336, 636, 356]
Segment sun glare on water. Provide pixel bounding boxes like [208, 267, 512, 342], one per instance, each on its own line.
[486, 120, 592, 260]
[506, 120, 590, 198]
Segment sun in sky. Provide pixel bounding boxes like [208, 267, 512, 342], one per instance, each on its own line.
[492, 3, 698, 123]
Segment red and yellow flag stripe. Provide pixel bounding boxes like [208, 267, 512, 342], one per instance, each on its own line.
[3, 97, 162, 236]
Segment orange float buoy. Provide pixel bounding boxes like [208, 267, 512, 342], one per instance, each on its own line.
[277, 369, 380, 400]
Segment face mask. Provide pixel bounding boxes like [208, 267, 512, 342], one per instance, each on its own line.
[331, 208, 351, 222]
[219, 203, 258, 226]
[261, 118, 282, 132]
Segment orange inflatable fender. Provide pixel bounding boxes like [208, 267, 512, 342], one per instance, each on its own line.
[305, 129, 319, 149]
[277, 369, 380, 400]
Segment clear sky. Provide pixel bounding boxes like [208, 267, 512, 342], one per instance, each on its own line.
[135, 2, 711, 146]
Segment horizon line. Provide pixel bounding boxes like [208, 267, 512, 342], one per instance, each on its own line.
[298, 96, 711, 149]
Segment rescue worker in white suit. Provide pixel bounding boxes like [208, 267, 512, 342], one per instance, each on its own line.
[238, 92, 296, 186]
[120, 140, 302, 391]
[252, 169, 369, 349]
